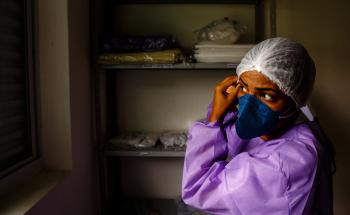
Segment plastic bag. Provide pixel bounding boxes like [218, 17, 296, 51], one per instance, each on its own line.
[109, 132, 159, 148]
[159, 130, 188, 149]
[98, 49, 183, 65]
[194, 18, 246, 45]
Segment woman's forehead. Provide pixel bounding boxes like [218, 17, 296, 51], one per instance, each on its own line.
[239, 71, 279, 89]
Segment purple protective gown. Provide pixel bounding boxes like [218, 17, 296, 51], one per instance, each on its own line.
[182, 102, 321, 215]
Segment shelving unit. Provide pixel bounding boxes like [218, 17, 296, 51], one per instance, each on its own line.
[106, 143, 185, 157]
[101, 62, 238, 70]
[91, 0, 276, 214]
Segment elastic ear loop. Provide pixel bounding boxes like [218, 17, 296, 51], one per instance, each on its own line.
[300, 105, 315, 121]
[279, 104, 299, 119]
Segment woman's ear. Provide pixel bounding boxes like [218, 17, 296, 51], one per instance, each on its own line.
[280, 98, 299, 119]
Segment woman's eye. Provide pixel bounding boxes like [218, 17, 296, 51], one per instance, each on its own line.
[240, 86, 248, 93]
[263, 94, 274, 101]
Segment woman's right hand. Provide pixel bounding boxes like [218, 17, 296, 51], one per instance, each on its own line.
[208, 75, 240, 123]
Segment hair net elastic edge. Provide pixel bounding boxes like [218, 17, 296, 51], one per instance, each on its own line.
[237, 69, 301, 106]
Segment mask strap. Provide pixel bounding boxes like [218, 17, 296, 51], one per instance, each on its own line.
[300, 104, 315, 121]
[278, 104, 298, 119]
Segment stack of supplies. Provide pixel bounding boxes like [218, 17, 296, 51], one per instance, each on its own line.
[109, 130, 188, 150]
[98, 35, 183, 65]
[159, 130, 187, 149]
[194, 44, 254, 63]
[109, 132, 159, 149]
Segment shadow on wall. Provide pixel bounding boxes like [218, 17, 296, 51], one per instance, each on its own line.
[310, 89, 350, 214]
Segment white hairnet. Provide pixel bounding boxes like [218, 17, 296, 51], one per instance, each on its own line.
[236, 37, 316, 107]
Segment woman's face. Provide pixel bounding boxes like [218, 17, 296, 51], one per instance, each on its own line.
[237, 70, 294, 112]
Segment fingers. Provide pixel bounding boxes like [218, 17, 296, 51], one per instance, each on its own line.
[216, 75, 238, 92]
[225, 85, 235, 94]
[210, 76, 240, 121]
[227, 84, 240, 101]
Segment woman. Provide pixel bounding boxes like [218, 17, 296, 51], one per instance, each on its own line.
[182, 37, 335, 215]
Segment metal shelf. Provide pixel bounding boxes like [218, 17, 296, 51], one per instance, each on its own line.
[100, 62, 238, 70]
[105, 141, 186, 157]
[114, 0, 260, 5]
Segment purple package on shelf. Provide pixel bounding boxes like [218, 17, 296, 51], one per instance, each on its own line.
[103, 35, 178, 53]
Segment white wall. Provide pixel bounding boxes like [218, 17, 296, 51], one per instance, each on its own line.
[37, 0, 72, 170]
[114, 70, 233, 132]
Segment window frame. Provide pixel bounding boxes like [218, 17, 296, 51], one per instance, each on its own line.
[0, 0, 40, 179]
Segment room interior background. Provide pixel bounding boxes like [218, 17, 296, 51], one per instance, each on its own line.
[14, 0, 350, 214]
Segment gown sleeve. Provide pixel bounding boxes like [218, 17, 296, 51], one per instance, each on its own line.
[181, 102, 291, 215]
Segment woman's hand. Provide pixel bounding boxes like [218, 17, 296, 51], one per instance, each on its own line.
[209, 75, 240, 123]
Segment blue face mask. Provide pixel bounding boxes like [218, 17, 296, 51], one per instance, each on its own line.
[235, 94, 282, 139]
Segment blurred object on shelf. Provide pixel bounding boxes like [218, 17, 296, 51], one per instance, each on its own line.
[175, 197, 211, 215]
[109, 130, 188, 150]
[98, 49, 183, 65]
[110, 132, 159, 148]
[159, 130, 188, 149]
[102, 34, 178, 53]
[194, 17, 247, 45]
[194, 44, 254, 63]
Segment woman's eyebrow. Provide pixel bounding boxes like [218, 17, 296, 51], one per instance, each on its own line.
[240, 77, 282, 95]
[255, 87, 281, 95]
[239, 77, 248, 86]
